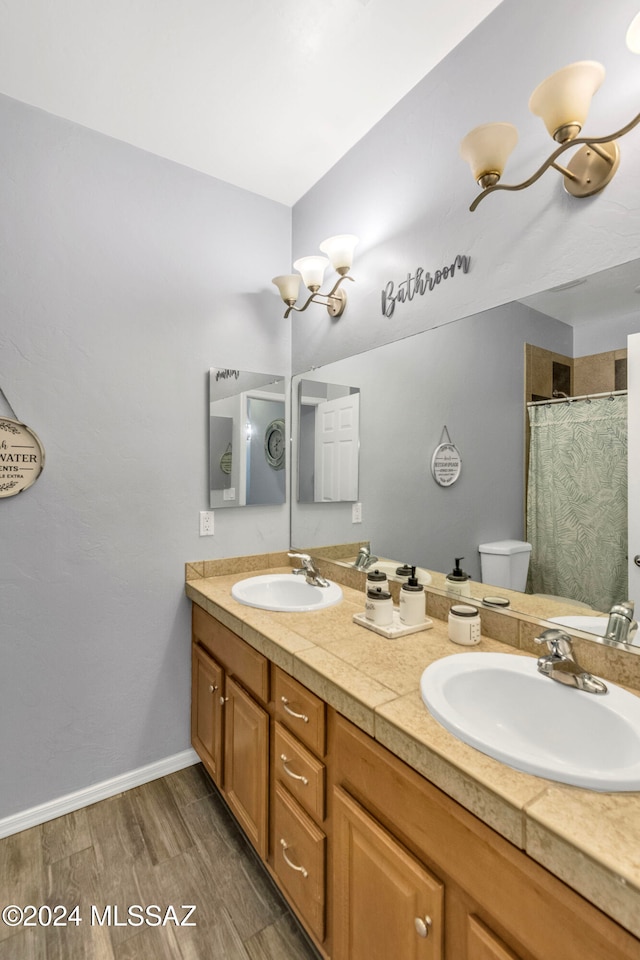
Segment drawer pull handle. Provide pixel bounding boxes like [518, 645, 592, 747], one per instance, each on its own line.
[280, 839, 308, 878]
[281, 697, 309, 723]
[280, 754, 309, 785]
[414, 916, 432, 938]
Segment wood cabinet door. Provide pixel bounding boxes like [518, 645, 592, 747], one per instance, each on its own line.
[467, 915, 523, 960]
[191, 644, 224, 786]
[223, 675, 269, 859]
[333, 787, 444, 960]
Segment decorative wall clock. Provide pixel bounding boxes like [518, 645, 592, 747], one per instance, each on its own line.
[0, 417, 45, 497]
[264, 418, 286, 470]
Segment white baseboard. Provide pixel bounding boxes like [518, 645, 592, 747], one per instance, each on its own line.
[0, 748, 200, 839]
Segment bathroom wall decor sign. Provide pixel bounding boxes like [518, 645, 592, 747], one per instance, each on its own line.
[431, 427, 461, 487]
[0, 418, 45, 497]
[381, 254, 471, 318]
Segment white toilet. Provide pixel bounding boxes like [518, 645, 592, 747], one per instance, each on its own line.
[478, 540, 532, 591]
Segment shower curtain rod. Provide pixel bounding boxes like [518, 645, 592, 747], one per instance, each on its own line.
[527, 389, 627, 407]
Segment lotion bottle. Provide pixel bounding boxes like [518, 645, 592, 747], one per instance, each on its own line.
[445, 557, 471, 598]
[399, 567, 425, 626]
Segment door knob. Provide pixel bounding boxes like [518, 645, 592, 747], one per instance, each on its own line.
[634, 555, 640, 568]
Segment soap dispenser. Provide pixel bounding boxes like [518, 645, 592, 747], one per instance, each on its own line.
[399, 567, 425, 626]
[446, 557, 471, 598]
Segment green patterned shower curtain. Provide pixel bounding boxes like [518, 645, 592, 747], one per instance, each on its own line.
[527, 395, 627, 612]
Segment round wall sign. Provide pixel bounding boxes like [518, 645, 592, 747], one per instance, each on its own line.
[431, 441, 461, 487]
[0, 418, 45, 497]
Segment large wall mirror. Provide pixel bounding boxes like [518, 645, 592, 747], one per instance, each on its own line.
[291, 257, 640, 642]
[209, 367, 286, 508]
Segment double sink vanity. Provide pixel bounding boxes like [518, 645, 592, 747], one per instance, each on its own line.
[186, 552, 640, 960]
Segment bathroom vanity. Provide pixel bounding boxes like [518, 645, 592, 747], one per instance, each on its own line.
[186, 556, 640, 960]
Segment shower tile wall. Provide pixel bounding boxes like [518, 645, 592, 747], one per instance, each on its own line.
[525, 344, 628, 403]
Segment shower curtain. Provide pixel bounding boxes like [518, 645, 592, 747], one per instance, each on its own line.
[527, 395, 627, 612]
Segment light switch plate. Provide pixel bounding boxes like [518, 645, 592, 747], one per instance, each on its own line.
[352, 502, 362, 523]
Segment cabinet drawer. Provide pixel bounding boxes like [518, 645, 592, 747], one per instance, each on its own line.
[273, 782, 326, 943]
[274, 722, 325, 822]
[274, 668, 325, 756]
[193, 604, 269, 703]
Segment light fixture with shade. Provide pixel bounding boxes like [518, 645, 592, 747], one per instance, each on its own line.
[461, 57, 640, 211]
[627, 12, 640, 53]
[272, 234, 358, 318]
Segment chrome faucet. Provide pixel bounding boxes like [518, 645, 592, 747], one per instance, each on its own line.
[604, 602, 638, 646]
[353, 543, 379, 570]
[288, 552, 331, 588]
[534, 629, 607, 695]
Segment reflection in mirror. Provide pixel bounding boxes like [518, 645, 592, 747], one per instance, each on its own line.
[290, 258, 640, 645]
[209, 368, 286, 508]
[297, 380, 360, 502]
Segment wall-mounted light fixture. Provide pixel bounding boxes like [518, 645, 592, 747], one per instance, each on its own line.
[272, 235, 358, 318]
[460, 56, 640, 212]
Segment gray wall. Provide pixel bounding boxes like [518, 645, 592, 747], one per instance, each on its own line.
[0, 93, 291, 820]
[291, 0, 640, 374]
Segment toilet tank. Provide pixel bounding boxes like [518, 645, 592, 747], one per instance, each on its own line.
[478, 540, 532, 591]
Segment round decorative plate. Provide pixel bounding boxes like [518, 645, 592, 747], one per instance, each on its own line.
[0, 418, 45, 497]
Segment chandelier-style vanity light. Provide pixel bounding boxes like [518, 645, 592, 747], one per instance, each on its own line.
[272, 235, 358, 318]
[460, 53, 640, 212]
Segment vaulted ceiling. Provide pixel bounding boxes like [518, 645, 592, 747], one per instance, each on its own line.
[0, 0, 504, 204]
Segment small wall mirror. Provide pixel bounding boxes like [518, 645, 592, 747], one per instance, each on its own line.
[209, 368, 286, 508]
[297, 379, 360, 502]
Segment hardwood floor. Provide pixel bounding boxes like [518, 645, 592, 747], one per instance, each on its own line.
[0, 765, 321, 960]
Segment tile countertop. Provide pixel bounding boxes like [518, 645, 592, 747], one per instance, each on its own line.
[185, 564, 640, 940]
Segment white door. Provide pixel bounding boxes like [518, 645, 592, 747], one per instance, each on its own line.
[628, 332, 640, 608]
[314, 393, 360, 501]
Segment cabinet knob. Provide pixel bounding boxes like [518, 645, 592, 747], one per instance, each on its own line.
[220, 696, 229, 705]
[414, 916, 432, 938]
[209, 684, 218, 693]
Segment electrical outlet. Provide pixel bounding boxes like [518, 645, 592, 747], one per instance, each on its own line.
[199, 510, 215, 536]
[352, 502, 362, 523]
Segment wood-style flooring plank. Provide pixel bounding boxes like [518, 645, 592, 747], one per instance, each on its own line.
[87, 791, 154, 951]
[129, 779, 194, 866]
[44, 846, 115, 960]
[220, 850, 288, 942]
[245, 914, 322, 960]
[41, 808, 92, 865]
[113, 924, 181, 960]
[172, 904, 252, 960]
[163, 765, 213, 810]
[0, 825, 46, 943]
[0, 927, 46, 960]
[87, 793, 148, 874]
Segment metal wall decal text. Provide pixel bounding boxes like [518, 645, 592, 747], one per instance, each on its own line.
[381, 254, 471, 318]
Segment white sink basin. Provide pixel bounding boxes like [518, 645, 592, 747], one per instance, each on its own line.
[231, 573, 342, 612]
[420, 652, 640, 791]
